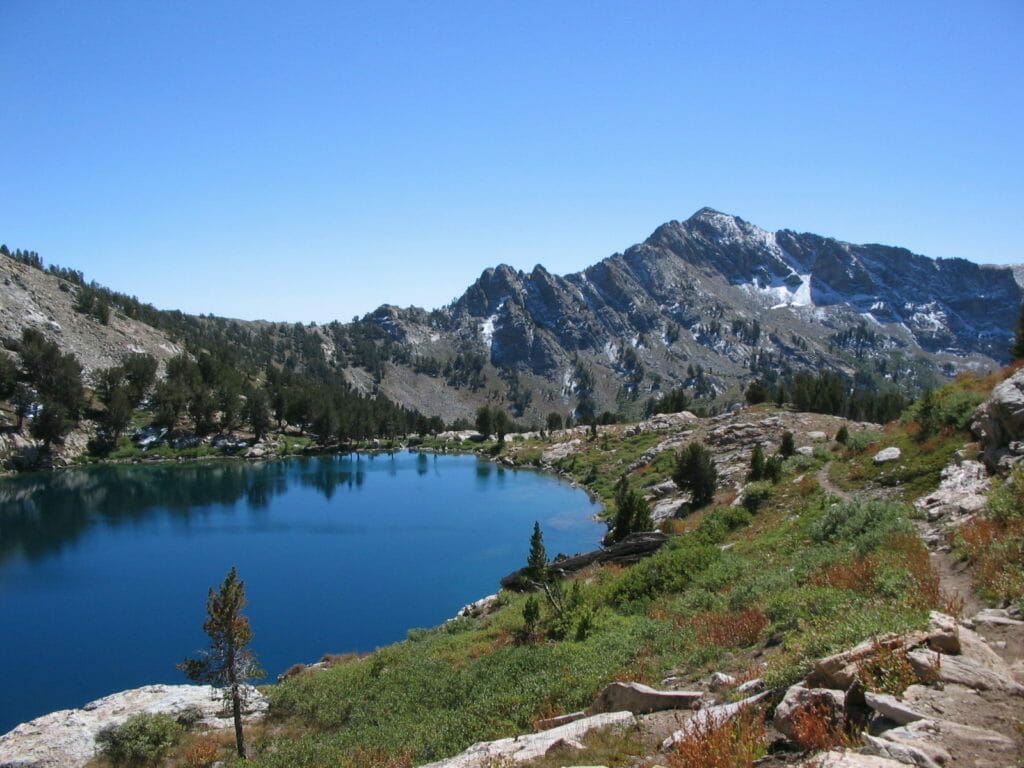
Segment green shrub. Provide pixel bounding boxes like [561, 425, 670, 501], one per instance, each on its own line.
[845, 430, 882, 452]
[811, 499, 912, 554]
[741, 481, 773, 512]
[988, 465, 1024, 523]
[607, 538, 720, 604]
[96, 713, 184, 767]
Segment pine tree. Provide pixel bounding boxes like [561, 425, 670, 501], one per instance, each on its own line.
[244, 388, 272, 441]
[749, 444, 766, 481]
[916, 389, 937, 442]
[525, 522, 548, 582]
[609, 476, 634, 542]
[780, 431, 795, 458]
[179, 567, 264, 759]
[673, 442, 718, 508]
[31, 400, 71, 447]
[102, 386, 134, 440]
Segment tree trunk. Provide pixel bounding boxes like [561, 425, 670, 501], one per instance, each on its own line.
[232, 683, 247, 759]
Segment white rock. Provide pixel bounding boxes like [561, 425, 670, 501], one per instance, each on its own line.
[418, 711, 636, 768]
[873, 447, 902, 464]
[661, 691, 769, 750]
[773, 685, 846, 742]
[861, 733, 942, 768]
[0, 684, 267, 768]
[863, 691, 927, 725]
[542, 439, 582, 463]
[907, 649, 1024, 694]
[708, 672, 736, 691]
[811, 749, 920, 767]
[591, 681, 702, 714]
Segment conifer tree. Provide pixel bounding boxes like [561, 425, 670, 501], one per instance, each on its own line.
[525, 522, 548, 582]
[179, 567, 264, 759]
[749, 444, 766, 481]
[780, 431, 795, 458]
[673, 442, 718, 508]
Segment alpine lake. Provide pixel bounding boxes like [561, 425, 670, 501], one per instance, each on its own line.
[0, 451, 602, 733]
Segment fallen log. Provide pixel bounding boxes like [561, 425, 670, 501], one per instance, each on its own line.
[500, 531, 669, 590]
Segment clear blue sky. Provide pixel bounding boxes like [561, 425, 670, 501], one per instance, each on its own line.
[2, 1, 1021, 323]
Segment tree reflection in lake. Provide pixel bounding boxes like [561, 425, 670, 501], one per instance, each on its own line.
[0, 455, 372, 565]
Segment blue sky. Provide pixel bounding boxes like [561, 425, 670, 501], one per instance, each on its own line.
[1, 1, 1021, 322]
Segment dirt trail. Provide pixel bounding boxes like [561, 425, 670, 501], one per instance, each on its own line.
[815, 462, 852, 502]
[915, 520, 985, 618]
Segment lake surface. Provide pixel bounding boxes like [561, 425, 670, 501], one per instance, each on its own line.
[0, 452, 601, 733]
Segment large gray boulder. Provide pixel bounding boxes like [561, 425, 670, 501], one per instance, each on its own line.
[772, 684, 846, 743]
[590, 681, 702, 715]
[972, 367, 1024, 466]
[417, 711, 635, 768]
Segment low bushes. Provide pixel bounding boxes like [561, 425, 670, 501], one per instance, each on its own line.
[96, 713, 185, 767]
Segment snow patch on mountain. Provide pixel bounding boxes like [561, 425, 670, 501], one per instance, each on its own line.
[480, 298, 507, 348]
[741, 273, 814, 309]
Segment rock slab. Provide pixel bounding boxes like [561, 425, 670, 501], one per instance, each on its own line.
[0, 684, 267, 768]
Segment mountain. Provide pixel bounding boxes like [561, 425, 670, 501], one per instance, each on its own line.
[353, 208, 1022, 419]
[2, 209, 1021, 425]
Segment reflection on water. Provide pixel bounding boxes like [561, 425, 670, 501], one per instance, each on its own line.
[0, 455, 380, 565]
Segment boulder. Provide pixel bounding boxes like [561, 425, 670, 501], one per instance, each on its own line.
[541, 439, 582, 463]
[807, 633, 927, 690]
[925, 611, 959, 655]
[971, 367, 1024, 462]
[863, 691, 927, 725]
[590, 682, 702, 715]
[880, 718, 1015, 761]
[809, 749, 923, 767]
[417, 711, 636, 768]
[651, 497, 686, 523]
[707, 672, 736, 691]
[452, 593, 500, 620]
[0, 684, 267, 768]
[907, 649, 1024, 694]
[971, 607, 1024, 628]
[736, 678, 764, 694]
[873, 447, 901, 464]
[660, 691, 769, 750]
[860, 733, 943, 768]
[772, 684, 846, 743]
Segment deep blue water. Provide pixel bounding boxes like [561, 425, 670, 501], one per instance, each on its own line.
[0, 452, 601, 733]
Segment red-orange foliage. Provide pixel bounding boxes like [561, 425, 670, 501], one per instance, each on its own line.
[688, 608, 769, 648]
[666, 709, 767, 768]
